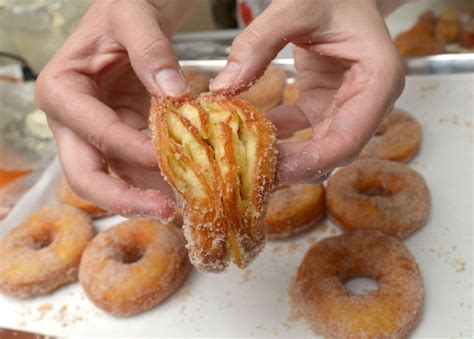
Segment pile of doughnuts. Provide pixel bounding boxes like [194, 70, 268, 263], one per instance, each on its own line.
[0, 66, 434, 337]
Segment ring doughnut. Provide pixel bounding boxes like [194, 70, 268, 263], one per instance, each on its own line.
[360, 109, 422, 162]
[0, 205, 95, 298]
[239, 67, 287, 112]
[57, 177, 111, 218]
[295, 231, 424, 339]
[150, 94, 277, 272]
[326, 158, 430, 239]
[266, 184, 325, 239]
[79, 219, 189, 316]
[184, 69, 210, 95]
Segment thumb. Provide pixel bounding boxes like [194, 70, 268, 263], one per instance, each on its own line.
[108, 1, 187, 97]
[210, 4, 308, 93]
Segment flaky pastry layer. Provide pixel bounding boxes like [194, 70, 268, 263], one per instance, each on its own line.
[150, 94, 277, 272]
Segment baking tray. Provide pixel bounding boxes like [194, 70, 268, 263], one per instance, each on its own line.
[0, 67, 472, 337]
[180, 54, 474, 75]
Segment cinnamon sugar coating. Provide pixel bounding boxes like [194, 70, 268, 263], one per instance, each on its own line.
[295, 231, 424, 338]
[79, 219, 189, 316]
[327, 159, 431, 239]
[0, 205, 95, 298]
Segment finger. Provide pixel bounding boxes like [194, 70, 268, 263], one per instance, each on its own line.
[277, 77, 397, 184]
[107, 158, 175, 198]
[49, 119, 176, 222]
[108, 0, 187, 97]
[211, 4, 314, 92]
[38, 80, 158, 170]
[265, 104, 310, 136]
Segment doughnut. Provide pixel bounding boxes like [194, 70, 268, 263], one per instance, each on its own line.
[282, 80, 298, 105]
[57, 177, 111, 218]
[0, 205, 94, 298]
[79, 218, 189, 317]
[266, 184, 325, 239]
[360, 109, 422, 163]
[395, 11, 444, 57]
[326, 158, 430, 239]
[150, 94, 277, 272]
[460, 19, 474, 49]
[435, 9, 461, 43]
[295, 231, 424, 338]
[239, 66, 287, 112]
[184, 69, 209, 95]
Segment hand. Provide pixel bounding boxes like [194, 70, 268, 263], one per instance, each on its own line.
[35, 0, 195, 220]
[211, 0, 405, 184]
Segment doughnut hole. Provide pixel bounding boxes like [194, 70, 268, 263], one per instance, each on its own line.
[344, 276, 380, 295]
[29, 225, 55, 250]
[115, 243, 147, 264]
[355, 173, 405, 197]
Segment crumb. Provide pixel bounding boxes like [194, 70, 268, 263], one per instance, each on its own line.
[256, 324, 266, 330]
[454, 259, 465, 272]
[318, 223, 330, 233]
[420, 83, 439, 93]
[241, 269, 256, 283]
[36, 303, 53, 320]
[272, 246, 283, 254]
[287, 242, 303, 254]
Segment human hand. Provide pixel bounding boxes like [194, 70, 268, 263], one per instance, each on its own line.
[211, 0, 405, 184]
[35, 0, 195, 221]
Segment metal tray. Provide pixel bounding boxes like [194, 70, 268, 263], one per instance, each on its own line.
[180, 54, 474, 75]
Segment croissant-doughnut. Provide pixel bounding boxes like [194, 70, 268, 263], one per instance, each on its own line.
[150, 94, 277, 272]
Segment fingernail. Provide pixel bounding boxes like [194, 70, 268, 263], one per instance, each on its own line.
[210, 61, 241, 90]
[155, 68, 188, 97]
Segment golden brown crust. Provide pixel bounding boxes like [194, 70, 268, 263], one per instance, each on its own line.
[0, 205, 95, 298]
[435, 9, 461, 43]
[266, 184, 325, 239]
[360, 109, 422, 163]
[326, 159, 431, 239]
[79, 219, 189, 317]
[395, 11, 445, 56]
[460, 19, 474, 49]
[150, 94, 277, 272]
[239, 67, 287, 112]
[295, 231, 424, 338]
[57, 177, 111, 218]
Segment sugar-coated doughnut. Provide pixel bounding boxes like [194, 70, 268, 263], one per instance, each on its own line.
[150, 94, 277, 272]
[327, 158, 430, 239]
[0, 205, 95, 298]
[360, 109, 422, 163]
[295, 231, 424, 339]
[79, 219, 189, 317]
[266, 184, 325, 239]
[239, 67, 287, 112]
[57, 177, 111, 218]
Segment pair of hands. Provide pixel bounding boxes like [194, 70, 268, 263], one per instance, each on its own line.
[35, 0, 405, 222]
